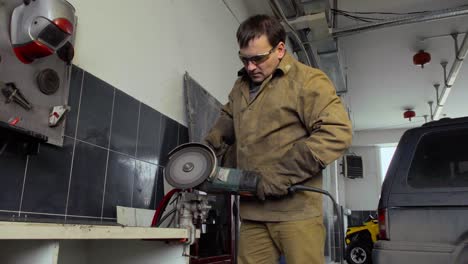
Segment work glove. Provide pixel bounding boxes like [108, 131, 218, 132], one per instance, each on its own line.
[256, 171, 290, 201]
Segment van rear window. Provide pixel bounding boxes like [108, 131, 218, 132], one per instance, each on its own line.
[408, 128, 468, 188]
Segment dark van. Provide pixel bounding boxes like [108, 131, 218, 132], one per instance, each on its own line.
[373, 117, 468, 264]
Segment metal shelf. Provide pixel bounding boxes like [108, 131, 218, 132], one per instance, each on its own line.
[0, 121, 48, 155]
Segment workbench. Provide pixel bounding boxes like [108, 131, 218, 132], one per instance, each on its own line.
[0, 221, 190, 264]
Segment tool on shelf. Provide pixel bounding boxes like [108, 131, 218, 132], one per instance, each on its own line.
[48, 105, 70, 127]
[1, 82, 32, 110]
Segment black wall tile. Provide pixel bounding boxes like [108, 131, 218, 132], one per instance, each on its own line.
[136, 104, 162, 165]
[0, 69, 176, 224]
[178, 124, 189, 144]
[67, 141, 107, 217]
[21, 137, 74, 214]
[103, 151, 135, 218]
[133, 160, 157, 209]
[65, 65, 84, 137]
[0, 211, 19, 222]
[110, 90, 139, 156]
[0, 151, 27, 211]
[65, 216, 102, 225]
[76, 72, 114, 147]
[101, 218, 119, 225]
[18, 213, 65, 224]
[159, 117, 179, 166]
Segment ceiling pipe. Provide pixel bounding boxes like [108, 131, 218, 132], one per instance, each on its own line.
[332, 5, 468, 38]
[270, 0, 315, 66]
[433, 33, 468, 120]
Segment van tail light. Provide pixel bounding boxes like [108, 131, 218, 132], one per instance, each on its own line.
[378, 208, 390, 240]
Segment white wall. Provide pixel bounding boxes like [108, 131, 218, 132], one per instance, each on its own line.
[344, 146, 382, 210]
[67, 0, 271, 124]
[352, 128, 406, 146]
[344, 129, 405, 210]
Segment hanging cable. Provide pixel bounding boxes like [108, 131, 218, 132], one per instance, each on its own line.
[269, 0, 313, 66]
[332, 8, 426, 16]
[331, 4, 468, 26]
[333, 5, 468, 38]
[332, 10, 382, 22]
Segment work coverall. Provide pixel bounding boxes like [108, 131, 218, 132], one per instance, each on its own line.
[205, 52, 352, 264]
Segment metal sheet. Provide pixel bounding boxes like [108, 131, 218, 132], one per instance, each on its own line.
[183, 72, 222, 142]
[0, 0, 76, 146]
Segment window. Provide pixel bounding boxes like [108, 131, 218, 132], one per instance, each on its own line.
[380, 146, 396, 183]
[407, 128, 468, 188]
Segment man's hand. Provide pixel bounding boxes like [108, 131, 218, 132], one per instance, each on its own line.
[256, 172, 290, 201]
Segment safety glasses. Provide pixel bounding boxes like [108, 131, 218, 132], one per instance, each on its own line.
[238, 46, 277, 65]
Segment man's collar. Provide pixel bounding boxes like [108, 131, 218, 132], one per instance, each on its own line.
[237, 52, 293, 77]
[276, 52, 293, 75]
[237, 67, 247, 77]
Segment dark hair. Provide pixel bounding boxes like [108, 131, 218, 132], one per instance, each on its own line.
[236, 15, 286, 49]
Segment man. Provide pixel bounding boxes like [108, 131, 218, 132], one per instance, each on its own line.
[204, 14, 352, 264]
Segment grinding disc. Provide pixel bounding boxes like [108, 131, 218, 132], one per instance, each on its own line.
[165, 143, 217, 189]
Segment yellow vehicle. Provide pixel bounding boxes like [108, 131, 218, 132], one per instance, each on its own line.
[345, 215, 379, 264]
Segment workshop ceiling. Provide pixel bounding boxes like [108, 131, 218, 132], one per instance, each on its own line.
[336, 0, 468, 131]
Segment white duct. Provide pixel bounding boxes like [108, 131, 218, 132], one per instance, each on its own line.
[434, 33, 468, 120]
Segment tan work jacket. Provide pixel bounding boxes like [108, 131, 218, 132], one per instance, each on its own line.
[205, 52, 352, 221]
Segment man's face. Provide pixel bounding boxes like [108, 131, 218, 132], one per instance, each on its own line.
[239, 35, 285, 84]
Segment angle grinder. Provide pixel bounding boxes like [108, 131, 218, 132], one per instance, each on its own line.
[165, 143, 259, 196]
